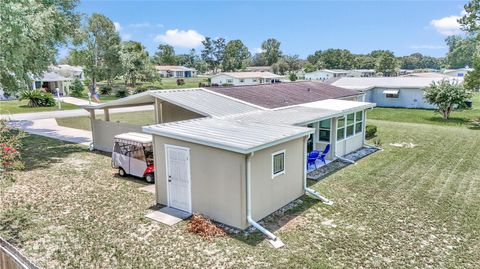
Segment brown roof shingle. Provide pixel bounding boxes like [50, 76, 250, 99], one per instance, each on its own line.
[209, 81, 361, 109]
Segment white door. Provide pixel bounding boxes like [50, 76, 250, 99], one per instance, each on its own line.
[165, 145, 191, 213]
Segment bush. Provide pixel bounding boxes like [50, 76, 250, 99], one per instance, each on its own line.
[19, 90, 55, 107]
[176, 79, 185, 86]
[365, 125, 377, 139]
[69, 78, 85, 97]
[289, 73, 298, 81]
[115, 87, 129, 98]
[0, 120, 25, 181]
[99, 85, 112, 95]
[134, 84, 157, 94]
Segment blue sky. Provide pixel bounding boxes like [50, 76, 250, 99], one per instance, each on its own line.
[75, 0, 468, 59]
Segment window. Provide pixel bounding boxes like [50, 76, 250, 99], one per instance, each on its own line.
[318, 119, 331, 142]
[226, 79, 233, 84]
[272, 150, 285, 178]
[337, 117, 345, 141]
[252, 79, 257, 82]
[239, 79, 245, 83]
[337, 111, 364, 141]
[386, 93, 399, 98]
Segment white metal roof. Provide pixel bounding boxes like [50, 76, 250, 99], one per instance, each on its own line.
[83, 88, 261, 117]
[38, 71, 71, 82]
[143, 118, 313, 154]
[212, 72, 283, 79]
[332, 77, 463, 91]
[114, 132, 152, 144]
[228, 99, 375, 126]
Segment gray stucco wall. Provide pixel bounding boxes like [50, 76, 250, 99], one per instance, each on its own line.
[365, 88, 436, 109]
[152, 135, 306, 229]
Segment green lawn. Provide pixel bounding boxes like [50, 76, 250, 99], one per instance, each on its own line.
[368, 92, 480, 128]
[1, 119, 479, 268]
[56, 110, 155, 131]
[0, 100, 78, 114]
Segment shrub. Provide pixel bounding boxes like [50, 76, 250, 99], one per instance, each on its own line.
[115, 87, 129, 98]
[69, 78, 85, 97]
[19, 90, 55, 107]
[134, 84, 156, 94]
[176, 79, 185, 86]
[99, 85, 112, 95]
[289, 73, 298, 81]
[365, 125, 377, 139]
[0, 120, 25, 181]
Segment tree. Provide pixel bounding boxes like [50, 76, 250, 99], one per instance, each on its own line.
[0, 0, 80, 95]
[464, 55, 480, 91]
[424, 80, 472, 120]
[153, 44, 176, 65]
[175, 49, 197, 67]
[444, 35, 476, 69]
[459, 0, 480, 33]
[222, 40, 251, 72]
[261, 38, 282, 65]
[251, 53, 268, 66]
[320, 49, 355, 69]
[119, 41, 150, 87]
[194, 60, 209, 74]
[354, 54, 376, 69]
[304, 62, 317, 73]
[201, 37, 225, 73]
[371, 50, 398, 76]
[76, 13, 122, 93]
[271, 55, 302, 75]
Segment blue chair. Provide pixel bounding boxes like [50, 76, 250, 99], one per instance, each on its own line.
[318, 144, 331, 165]
[307, 150, 320, 169]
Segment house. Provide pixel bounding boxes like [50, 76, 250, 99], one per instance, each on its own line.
[82, 81, 375, 245]
[332, 77, 463, 109]
[443, 67, 473, 78]
[305, 69, 377, 81]
[155, 66, 197, 78]
[305, 69, 349, 81]
[34, 71, 72, 96]
[210, 72, 283, 86]
[50, 65, 85, 80]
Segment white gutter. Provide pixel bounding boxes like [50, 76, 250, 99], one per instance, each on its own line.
[303, 136, 333, 205]
[246, 152, 284, 248]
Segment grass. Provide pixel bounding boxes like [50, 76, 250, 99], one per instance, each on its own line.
[56, 110, 155, 131]
[368, 92, 480, 128]
[1, 119, 479, 268]
[0, 100, 78, 115]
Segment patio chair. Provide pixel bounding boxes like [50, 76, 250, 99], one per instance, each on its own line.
[318, 144, 331, 165]
[307, 150, 320, 169]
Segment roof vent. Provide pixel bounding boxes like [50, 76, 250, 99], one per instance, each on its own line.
[307, 88, 311, 92]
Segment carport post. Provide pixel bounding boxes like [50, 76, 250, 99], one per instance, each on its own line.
[154, 99, 163, 124]
[104, 108, 110, 121]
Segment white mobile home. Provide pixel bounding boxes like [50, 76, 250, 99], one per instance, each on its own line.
[332, 77, 464, 109]
[443, 67, 473, 78]
[155, 66, 197, 78]
[210, 72, 283, 86]
[305, 69, 349, 81]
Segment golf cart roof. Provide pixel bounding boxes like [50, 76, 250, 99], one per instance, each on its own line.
[114, 132, 152, 146]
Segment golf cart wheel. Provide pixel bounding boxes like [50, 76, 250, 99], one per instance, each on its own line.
[118, 168, 126, 177]
[145, 173, 155, 183]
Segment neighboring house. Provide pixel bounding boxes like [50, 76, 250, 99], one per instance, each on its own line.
[305, 69, 349, 81]
[51, 65, 85, 80]
[34, 71, 72, 96]
[305, 69, 377, 81]
[82, 81, 375, 243]
[210, 72, 283, 86]
[332, 77, 463, 109]
[155, 66, 197, 78]
[403, 72, 450, 78]
[443, 67, 473, 78]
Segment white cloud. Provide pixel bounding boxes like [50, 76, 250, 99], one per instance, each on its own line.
[113, 22, 122, 31]
[409, 44, 447, 49]
[154, 29, 205, 48]
[430, 11, 465, 36]
[121, 33, 132, 41]
[253, 47, 264, 54]
[129, 22, 152, 28]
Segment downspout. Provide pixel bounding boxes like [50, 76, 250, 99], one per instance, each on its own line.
[246, 152, 283, 247]
[303, 136, 333, 205]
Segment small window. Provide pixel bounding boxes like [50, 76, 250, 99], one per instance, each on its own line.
[355, 122, 362, 133]
[318, 119, 331, 142]
[272, 150, 285, 178]
[347, 125, 354, 137]
[226, 79, 233, 83]
[239, 79, 245, 83]
[356, 111, 363, 121]
[337, 117, 345, 128]
[252, 79, 257, 82]
[347, 113, 355, 125]
[386, 93, 399, 98]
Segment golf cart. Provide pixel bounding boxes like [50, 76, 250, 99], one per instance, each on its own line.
[112, 132, 155, 183]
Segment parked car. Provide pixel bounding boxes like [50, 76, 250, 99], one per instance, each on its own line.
[112, 132, 155, 183]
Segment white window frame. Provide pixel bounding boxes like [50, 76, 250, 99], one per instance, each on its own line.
[272, 149, 286, 178]
[386, 93, 399, 98]
[346, 113, 355, 138]
[317, 119, 331, 142]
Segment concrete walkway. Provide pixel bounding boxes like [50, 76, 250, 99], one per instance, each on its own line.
[60, 96, 99, 106]
[0, 105, 154, 121]
[10, 119, 93, 146]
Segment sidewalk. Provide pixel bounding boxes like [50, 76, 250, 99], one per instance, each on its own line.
[60, 96, 99, 106]
[10, 119, 93, 146]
